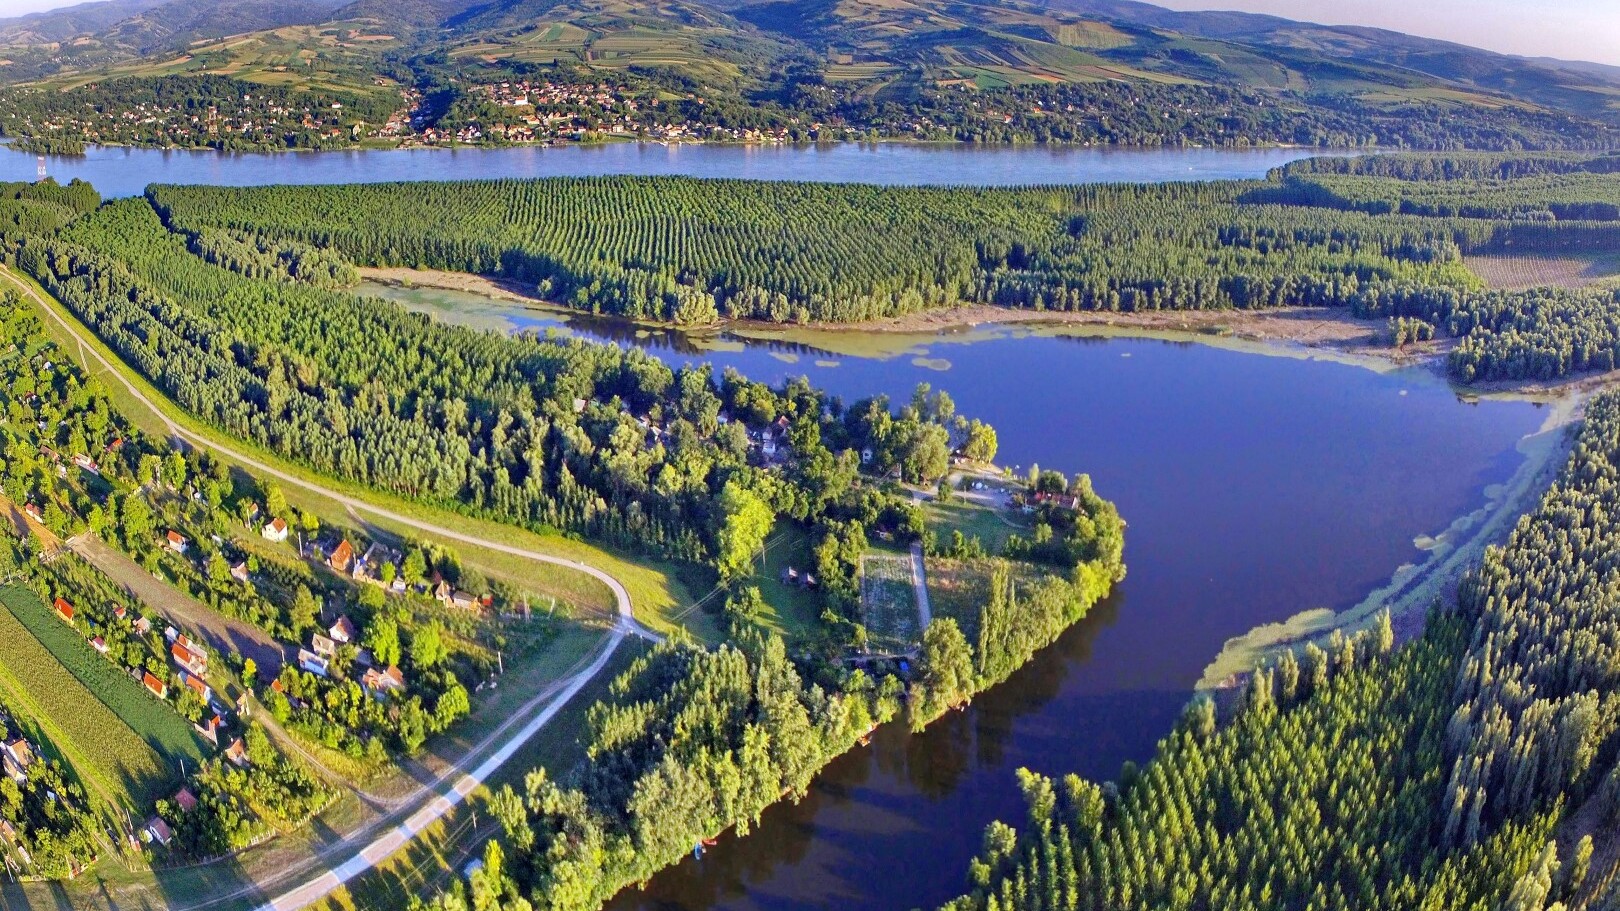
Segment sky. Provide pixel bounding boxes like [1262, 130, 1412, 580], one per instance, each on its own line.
[1152, 0, 1620, 66]
[1, 0, 1618, 66]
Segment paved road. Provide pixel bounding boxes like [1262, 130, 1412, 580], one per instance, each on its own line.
[0, 266, 660, 910]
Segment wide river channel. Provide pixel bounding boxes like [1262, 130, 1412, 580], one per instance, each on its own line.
[3, 141, 1544, 909]
[0, 141, 1339, 197]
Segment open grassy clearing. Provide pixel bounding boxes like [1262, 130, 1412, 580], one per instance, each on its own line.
[924, 557, 992, 641]
[924, 493, 1026, 554]
[1466, 252, 1620, 292]
[859, 553, 919, 650]
[0, 586, 183, 810]
[749, 521, 824, 641]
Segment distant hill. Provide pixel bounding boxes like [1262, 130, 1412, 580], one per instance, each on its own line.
[0, 0, 1616, 149]
[0, 0, 166, 44]
[1046, 0, 1620, 120]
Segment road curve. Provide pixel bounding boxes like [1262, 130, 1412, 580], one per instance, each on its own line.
[0, 266, 661, 908]
[259, 630, 626, 911]
[1, 267, 655, 640]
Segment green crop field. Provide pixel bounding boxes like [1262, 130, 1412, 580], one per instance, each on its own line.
[0, 587, 185, 809]
[859, 554, 919, 651]
[0, 586, 201, 805]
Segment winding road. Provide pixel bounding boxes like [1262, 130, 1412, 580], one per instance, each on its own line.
[0, 266, 661, 909]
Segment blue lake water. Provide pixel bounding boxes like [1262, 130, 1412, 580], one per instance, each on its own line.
[366, 282, 1547, 911]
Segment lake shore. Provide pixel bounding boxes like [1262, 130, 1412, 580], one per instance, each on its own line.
[1198, 389, 1585, 697]
[362, 265, 1431, 361]
[363, 266, 1620, 399]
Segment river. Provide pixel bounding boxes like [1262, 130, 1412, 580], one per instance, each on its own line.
[0, 141, 1339, 197]
[365, 281, 1547, 911]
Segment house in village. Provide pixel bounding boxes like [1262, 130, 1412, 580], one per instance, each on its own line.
[2, 737, 33, 784]
[329, 615, 356, 645]
[357, 542, 400, 580]
[183, 672, 212, 704]
[362, 665, 405, 697]
[230, 561, 250, 583]
[224, 737, 249, 768]
[310, 633, 336, 659]
[298, 649, 329, 678]
[145, 816, 173, 846]
[262, 517, 289, 543]
[53, 597, 74, 623]
[171, 640, 209, 677]
[326, 539, 355, 574]
[195, 712, 222, 746]
[143, 672, 168, 699]
[166, 530, 190, 554]
[173, 787, 198, 814]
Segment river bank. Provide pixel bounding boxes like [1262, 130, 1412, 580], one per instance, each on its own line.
[363, 265, 1447, 367]
[1197, 390, 1584, 694]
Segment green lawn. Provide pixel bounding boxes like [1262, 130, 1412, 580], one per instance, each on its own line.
[924, 496, 1025, 555]
[0, 586, 193, 809]
[750, 520, 825, 642]
[923, 557, 993, 642]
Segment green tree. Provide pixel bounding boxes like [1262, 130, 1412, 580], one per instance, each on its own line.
[411, 623, 447, 670]
[288, 584, 319, 637]
[366, 615, 403, 668]
[715, 481, 773, 581]
[914, 618, 974, 729]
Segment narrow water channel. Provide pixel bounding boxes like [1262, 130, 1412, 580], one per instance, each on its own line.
[367, 282, 1547, 911]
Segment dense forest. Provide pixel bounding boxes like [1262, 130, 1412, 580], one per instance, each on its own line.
[148, 154, 1620, 383]
[26, 195, 993, 587]
[936, 389, 1620, 911]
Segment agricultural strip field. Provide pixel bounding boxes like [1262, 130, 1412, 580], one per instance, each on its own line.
[1466, 252, 1620, 291]
[0, 586, 199, 807]
[859, 553, 920, 651]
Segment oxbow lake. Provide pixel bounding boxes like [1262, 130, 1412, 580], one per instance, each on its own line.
[365, 281, 1548, 911]
[0, 141, 1346, 196]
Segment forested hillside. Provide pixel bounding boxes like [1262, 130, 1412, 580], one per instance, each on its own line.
[937, 388, 1620, 911]
[4, 0, 1620, 152]
[148, 153, 1620, 383]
